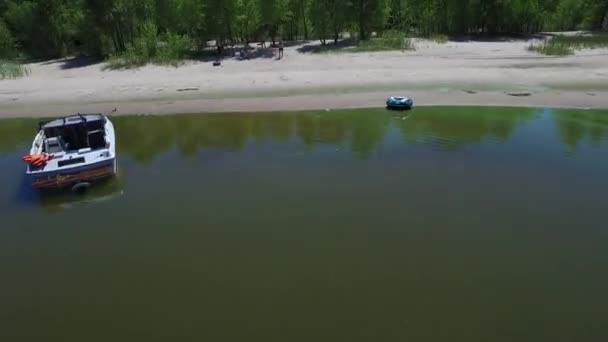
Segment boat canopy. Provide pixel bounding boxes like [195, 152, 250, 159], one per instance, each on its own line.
[41, 113, 106, 130]
[40, 113, 108, 151]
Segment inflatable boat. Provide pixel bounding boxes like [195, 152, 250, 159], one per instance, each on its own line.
[386, 96, 414, 110]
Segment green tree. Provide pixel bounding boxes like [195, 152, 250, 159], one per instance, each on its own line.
[295, 0, 310, 39]
[0, 0, 606, 61]
[309, 0, 331, 43]
[354, 0, 389, 40]
[309, 0, 351, 44]
[2, 0, 84, 58]
[259, 0, 289, 44]
[330, 0, 352, 43]
[387, 0, 410, 32]
[83, 0, 155, 55]
[4, 1, 44, 57]
[205, 0, 238, 46]
[0, 19, 15, 58]
[582, 0, 608, 30]
[549, 0, 585, 30]
[172, 0, 205, 47]
[236, 0, 259, 45]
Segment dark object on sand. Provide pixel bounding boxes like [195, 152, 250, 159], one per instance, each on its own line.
[505, 92, 531, 97]
[213, 61, 221, 67]
[239, 48, 250, 60]
[386, 96, 414, 110]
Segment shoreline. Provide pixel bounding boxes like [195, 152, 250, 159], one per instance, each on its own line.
[2, 38, 608, 118]
[1, 89, 607, 118]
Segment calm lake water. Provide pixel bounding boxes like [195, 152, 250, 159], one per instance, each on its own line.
[1, 107, 608, 341]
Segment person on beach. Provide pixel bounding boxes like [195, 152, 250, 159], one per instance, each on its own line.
[278, 41, 284, 59]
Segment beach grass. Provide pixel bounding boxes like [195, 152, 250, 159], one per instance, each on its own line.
[527, 33, 608, 56]
[107, 53, 185, 69]
[0, 60, 28, 79]
[312, 31, 414, 54]
[551, 33, 608, 49]
[427, 34, 449, 44]
[527, 42, 573, 56]
[352, 31, 414, 52]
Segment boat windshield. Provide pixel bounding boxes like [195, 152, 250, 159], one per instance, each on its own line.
[42, 117, 106, 152]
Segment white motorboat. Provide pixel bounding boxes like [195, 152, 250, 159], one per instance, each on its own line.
[23, 113, 116, 190]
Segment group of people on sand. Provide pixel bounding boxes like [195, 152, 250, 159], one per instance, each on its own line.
[219, 40, 284, 62]
[257, 40, 284, 58]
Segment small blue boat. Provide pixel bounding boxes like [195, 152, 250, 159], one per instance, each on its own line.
[386, 96, 414, 110]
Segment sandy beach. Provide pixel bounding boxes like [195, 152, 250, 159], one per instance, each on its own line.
[1, 38, 608, 118]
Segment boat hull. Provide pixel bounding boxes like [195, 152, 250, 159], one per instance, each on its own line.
[386, 97, 414, 110]
[386, 104, 413, 110]
[30, 159, 116, 189]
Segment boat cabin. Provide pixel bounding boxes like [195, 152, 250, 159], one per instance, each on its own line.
[39, 114, 109, 154]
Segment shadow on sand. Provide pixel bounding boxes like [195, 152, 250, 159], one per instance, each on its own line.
[297, 39, 357, 54]
[193, 46, 277, 62]
[40, 56, 103, 70]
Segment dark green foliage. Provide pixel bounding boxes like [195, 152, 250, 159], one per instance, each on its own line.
[258, 0, 290, 43]
[0, 19, 15, 58]
[108, 21, 193, 68]
[353, 0, 389, 40]
[0, 0, 606, 63]
[309, 0, 356, 45]
[2, 0, 85, 58]
[236, 0, 260, 44]
[548, 0, 587, 30]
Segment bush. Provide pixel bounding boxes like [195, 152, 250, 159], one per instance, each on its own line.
[156, 32, 193, 62]
[0, 60, 29, 79]
[551, 34, 608, 49]
[527, 33, 608, 56]
[527, 42, 573, 56]
[0, 20, 28, 79]
[428, 34, 448, 44]
[352, 30, 414, 52]
[0, 20, 16, 59]
[107, 21, 192, 68]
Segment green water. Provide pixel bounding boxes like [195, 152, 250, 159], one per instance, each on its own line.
[1, 107, 608, 341]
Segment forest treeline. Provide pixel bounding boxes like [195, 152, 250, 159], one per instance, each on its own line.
[0, 0, 607, 60]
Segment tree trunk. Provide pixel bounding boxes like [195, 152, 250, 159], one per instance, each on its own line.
[115, 23, 126, 52]
[358, 0, 366, 40]
[334, 25, 339, 45]
[110, 34, 119, 54]
[301, 0, 308, 40]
